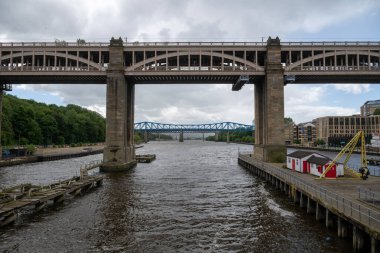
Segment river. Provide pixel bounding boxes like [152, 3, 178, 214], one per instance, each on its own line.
[0, 141, 353, 252]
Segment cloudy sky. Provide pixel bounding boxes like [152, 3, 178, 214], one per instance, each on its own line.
[1, 0, 380, 124]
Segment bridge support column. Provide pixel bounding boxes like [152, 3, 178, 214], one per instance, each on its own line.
[227, 131, 230, 144]
[158, 133, 161, 142]
[254, 37, 285, 163]
[214, 132, 219, 142]
[179, 131, 184, 142]
[202, 133, 205, 142]
[144, 131, 148, 143]
[101, 37, 136, 172]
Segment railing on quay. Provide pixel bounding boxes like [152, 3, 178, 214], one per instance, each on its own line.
[359, 188, 380, 208]
[239, 154, 380, 233]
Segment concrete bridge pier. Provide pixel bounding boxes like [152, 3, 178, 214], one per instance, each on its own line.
[101, 37, 136, 172]
[158, 133, 161, 142]
[214, 132, 219, 142]
[202, 133, 205, 142]
[179, 131, 184, 142]
[144, 131, 148, 143]
[254, 37, 286, 162]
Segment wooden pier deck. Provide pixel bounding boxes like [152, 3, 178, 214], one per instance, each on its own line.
[136, 154, 156, 163]
[1, 166, 103, 227]
[238, 154, 380, 252]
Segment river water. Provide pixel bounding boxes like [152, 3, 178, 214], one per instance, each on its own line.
[0, 141, 353, 252]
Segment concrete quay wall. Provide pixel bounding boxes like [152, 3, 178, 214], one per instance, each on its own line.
[238, 154, 380, 253]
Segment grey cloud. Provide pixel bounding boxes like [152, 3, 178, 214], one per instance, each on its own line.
[0, 0, 87, 40]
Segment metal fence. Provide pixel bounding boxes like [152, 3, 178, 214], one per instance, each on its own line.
[239, 154, 380, 233]
[358, 188, 380, 207]
[347, 162, 380, 177]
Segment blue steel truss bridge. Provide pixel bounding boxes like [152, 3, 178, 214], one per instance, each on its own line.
[134, 122, 254, 133]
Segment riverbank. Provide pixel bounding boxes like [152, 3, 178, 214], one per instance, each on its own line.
[0, 145, 104, 168]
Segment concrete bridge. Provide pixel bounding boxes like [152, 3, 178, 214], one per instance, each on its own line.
[1, 37, 380, 171]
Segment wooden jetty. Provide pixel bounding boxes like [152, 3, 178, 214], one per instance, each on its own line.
[0, 161, 104, 227]
[238, 154, 380, 252]
[136, 154, 156, 163]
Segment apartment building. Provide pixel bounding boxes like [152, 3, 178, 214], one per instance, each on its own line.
[361, 100, 380, 116]
[315, 115, 380, 144]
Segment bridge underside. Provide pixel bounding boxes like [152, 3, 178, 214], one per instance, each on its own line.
[291, 73, 380, 84]
[126, 74, 263, 85]
[0, 73, 107, 84]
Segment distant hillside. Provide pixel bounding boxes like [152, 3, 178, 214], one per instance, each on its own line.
[1, 94, 105, 146]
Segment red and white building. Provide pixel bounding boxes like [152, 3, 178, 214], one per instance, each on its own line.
[287, 150, 321, 173]
[306, 155, 344, 178]
[286, 150, 344, 178]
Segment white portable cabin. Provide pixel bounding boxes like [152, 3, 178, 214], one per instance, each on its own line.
[286, 150, 323, 173]
[306, 155, 344, 178]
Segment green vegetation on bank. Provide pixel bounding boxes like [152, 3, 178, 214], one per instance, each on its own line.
[134, 132, 173, 144]
[1, 94, 105, 146]
[206, 129, 254, 143]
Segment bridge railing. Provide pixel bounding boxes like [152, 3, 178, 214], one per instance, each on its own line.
[124, 41, 266, 47]
[286, 65, 380, 72]
[281, 41, 380, 46]
[0, 66, 106, 72]
[0, 42, 109, 47]
[2, 41, 380, 48]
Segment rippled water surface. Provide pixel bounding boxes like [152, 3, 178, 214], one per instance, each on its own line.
[0, 141, 353, 252]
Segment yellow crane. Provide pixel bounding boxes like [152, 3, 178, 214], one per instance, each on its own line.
[320, 130, 369, 180]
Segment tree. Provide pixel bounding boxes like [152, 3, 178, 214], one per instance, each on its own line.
[2, 94, 106, 146]
[374, 108, 380, 115]
[76, 38, 86, 45]
[284, 117, 294, 124]
[314, 139, 326, 146]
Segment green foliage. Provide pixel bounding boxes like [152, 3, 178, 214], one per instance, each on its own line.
[134, 134, 142, 144]
[293, 139, 301, 144]
[54, 39, 68, 46]
[284, 117, 294, 124]
[314, 139, 326, 146]
[134, 132, 173, 142]
[208, 129, 254, 144]
[269, 150, 286, 163]
[374, 108, 380, 115]
[1, 95, 105, 146]
[76, 38, 86, 45]
[26, 145, 36, 155]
